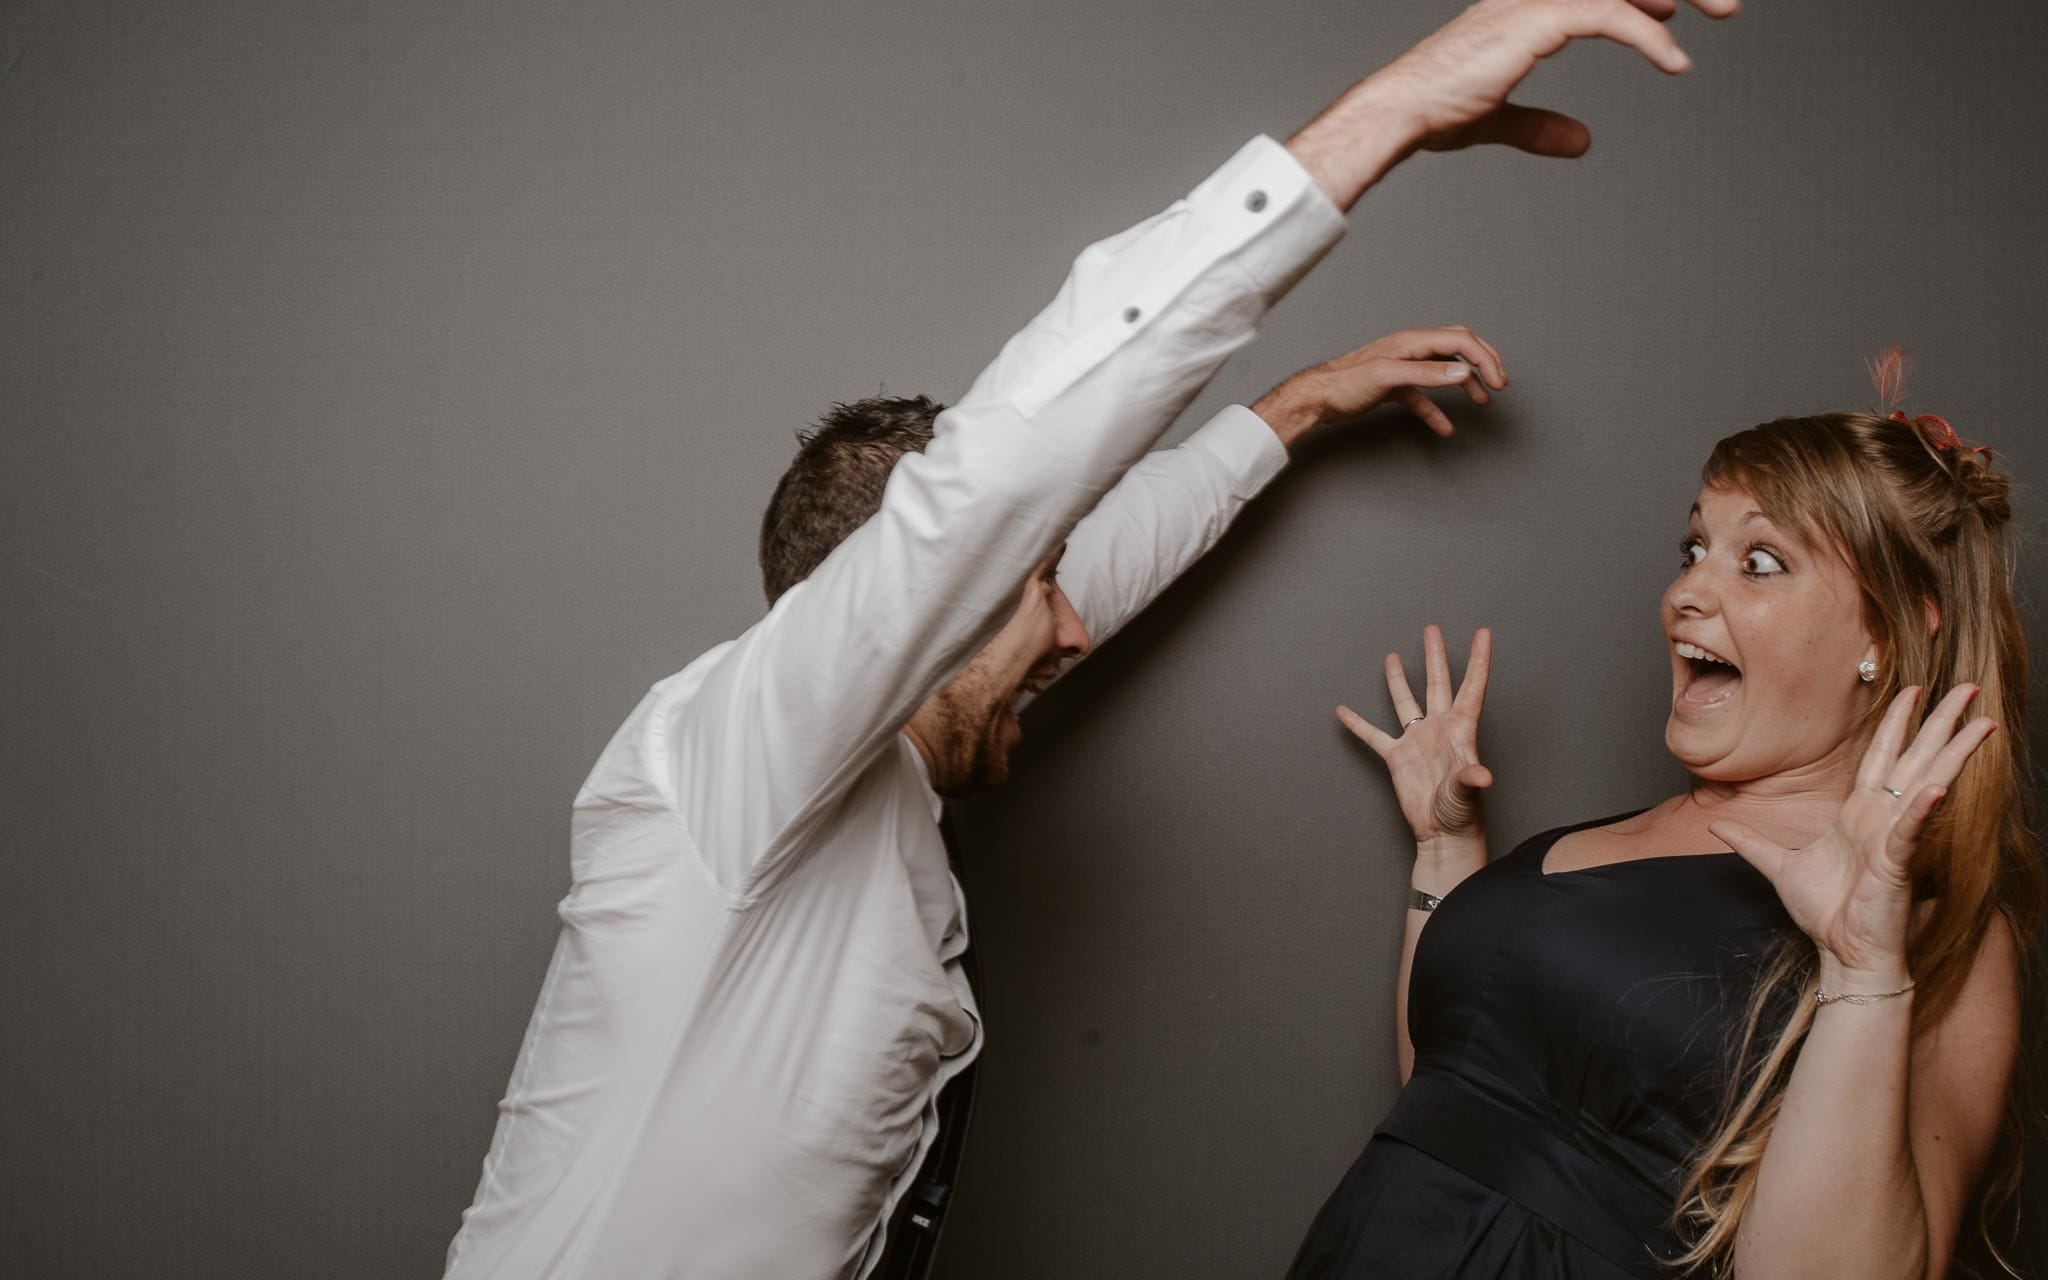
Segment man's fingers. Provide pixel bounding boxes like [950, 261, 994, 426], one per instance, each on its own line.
[1454, 103, 1591, 158]
[1558, 0, 1694, 74]
[1392, 386, 1455, 438]
[1383, 327, 1507, 388]
[1336, 704, 1396, 757]
[1466, 329, 1508, 385]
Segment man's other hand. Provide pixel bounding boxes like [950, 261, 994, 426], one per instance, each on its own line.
[1251, 326, 1507, 449]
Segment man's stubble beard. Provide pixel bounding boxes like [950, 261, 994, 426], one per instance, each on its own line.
[926, 678, 1011, 797]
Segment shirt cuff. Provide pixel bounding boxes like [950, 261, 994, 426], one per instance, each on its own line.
[1187, 403, 1291, 500]
[1190, 135, 1348, 298]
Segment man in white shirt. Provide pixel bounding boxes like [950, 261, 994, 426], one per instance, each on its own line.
[443, 2, 1737, 1277]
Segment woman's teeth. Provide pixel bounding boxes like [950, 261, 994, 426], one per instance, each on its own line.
[1675, 641, 1735, 668]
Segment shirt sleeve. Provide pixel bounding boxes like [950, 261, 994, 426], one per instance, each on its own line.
[621, 136, 1345, 902]
[1050, 403, 1290, 663]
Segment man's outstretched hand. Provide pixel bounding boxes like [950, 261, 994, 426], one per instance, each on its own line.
[1252, 326, 1507, 449]
[1288, 0, 1739, 210]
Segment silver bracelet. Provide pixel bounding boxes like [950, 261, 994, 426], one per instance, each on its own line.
[1813, 979, 1915, 1007]
[1408, 887, 1443, 913]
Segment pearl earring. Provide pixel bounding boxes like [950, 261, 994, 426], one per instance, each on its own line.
[1858, 659, 1877, 683]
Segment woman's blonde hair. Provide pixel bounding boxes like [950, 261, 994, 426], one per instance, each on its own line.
[1669, 407, 2045, 1275]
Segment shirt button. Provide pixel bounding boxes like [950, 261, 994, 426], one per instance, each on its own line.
[1245, 190, 1268, 213]
[1122, 306, 1141, 323]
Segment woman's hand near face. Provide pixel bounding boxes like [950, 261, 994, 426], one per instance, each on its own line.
[1709, 683, 1998, 984]
[1338, 625, 1495, 859]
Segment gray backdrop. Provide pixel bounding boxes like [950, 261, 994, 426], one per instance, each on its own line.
[4, 0, 2044, 1276]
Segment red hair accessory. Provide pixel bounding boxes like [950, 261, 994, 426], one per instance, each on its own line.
[1869, 345, 1992, 460]
[1887, 410, 1992, 460]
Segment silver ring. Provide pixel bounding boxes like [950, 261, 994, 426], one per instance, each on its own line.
[1881, 786, 1905, 800]
[1404, 715, 1426, 727]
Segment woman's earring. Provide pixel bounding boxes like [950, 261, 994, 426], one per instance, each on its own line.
[1858, 659, 1878, 683]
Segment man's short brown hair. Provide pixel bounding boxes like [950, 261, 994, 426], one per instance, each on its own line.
[757, 395, 944, 603]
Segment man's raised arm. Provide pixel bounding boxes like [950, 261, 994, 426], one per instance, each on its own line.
[627, 0, 1736, 899]
[1051, 327, 1508, 660]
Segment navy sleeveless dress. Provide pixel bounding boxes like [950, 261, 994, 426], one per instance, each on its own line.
[1286, 816, 1798, 1279]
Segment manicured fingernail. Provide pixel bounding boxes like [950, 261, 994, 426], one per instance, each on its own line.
[1445, 363, 1469, 380]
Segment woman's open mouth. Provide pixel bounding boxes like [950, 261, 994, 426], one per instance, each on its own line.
[1674, 639, 1742, 715]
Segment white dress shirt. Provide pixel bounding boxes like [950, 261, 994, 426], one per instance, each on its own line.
[442, 136, 1345, 1280]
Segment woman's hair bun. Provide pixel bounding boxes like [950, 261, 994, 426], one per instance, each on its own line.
[1869, 348, 2010, 531]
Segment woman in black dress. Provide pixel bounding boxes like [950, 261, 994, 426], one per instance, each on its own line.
[1289, 390, 2042, 1278]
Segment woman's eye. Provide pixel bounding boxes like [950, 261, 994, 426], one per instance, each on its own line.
[1743, 547, 1786, 575]
[1678, 538, 1706, 569]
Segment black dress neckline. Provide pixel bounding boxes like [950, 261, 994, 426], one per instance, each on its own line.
[1525, 810, 1753, 880]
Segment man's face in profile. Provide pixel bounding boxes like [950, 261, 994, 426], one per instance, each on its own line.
[909, 549, 1090, 795]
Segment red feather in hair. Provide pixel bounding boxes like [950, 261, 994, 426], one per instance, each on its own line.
[1867, 344, 1911, 412]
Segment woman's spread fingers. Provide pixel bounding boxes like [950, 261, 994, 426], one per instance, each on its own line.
[1336, 704, 1396, 756]
[1455, 627, 1492, 714]
[1423, 625, 1454, 712]
[1708, 818, 1785, 883]
[1856, 685, 1922, 792]
[1892, 683, 1980, 781]
[1911, 717, 1997, 793]
[1889, 784, 1948, 855]
[1386, 652, 1424, 723]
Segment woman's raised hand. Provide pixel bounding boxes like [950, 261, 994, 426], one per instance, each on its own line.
[1709, 684, 1998, 983]
[1337, 626, 1494, 850]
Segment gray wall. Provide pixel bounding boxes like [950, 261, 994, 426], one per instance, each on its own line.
[4, 0, 2044, 1276]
